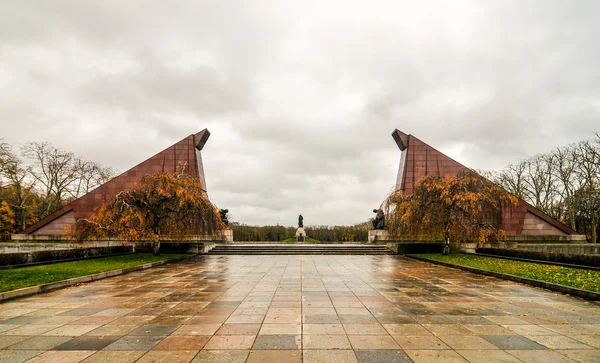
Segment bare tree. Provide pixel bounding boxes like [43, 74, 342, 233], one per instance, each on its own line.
[574, 139, 600, 242]
[494, 161, 528, 200]
[552, 144, 582, 229]
[1, 140, 116, 231]
[69, 159, 115, 199]
[491, 134, 600, 242]
[522, 153, 558, 214]
[0, 142, 39, 230]
[21, 142, 79, 218]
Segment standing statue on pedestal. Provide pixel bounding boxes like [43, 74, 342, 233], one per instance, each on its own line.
[372, 209, 385, 230]
[296, 215, 306, 241]
[219, 209, 229, 226]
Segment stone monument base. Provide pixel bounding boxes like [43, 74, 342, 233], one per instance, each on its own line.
[222, 229, 233, 243]
[368, 229, 390, 243]
[295, 227, 306, 242]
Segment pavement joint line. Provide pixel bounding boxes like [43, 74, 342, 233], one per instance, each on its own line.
[0, 255, 192, 303]
[406, 255, 600, 301]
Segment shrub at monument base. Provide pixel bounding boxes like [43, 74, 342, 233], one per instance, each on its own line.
[385, 169, 518, 246]
[68, 172, 224, 254]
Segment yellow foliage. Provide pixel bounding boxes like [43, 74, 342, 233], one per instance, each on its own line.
[67, 172, 224, 245]
[0, 201, 16, 239]
[384, 169, 518, 245]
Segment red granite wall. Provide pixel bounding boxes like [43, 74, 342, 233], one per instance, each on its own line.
[500, 200, 528, 236]
[22, 130, 210, 235]
[396, 135, 468, 195]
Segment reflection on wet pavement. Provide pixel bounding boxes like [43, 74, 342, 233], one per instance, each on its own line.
[1, 255, 599, 362]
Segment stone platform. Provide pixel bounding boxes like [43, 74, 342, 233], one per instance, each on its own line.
[368, 229, 390, 242]
[0, 255, 599, 362]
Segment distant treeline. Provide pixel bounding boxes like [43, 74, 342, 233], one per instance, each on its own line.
[230, 222, 371, 242]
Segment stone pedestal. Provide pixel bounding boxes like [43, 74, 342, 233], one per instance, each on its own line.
[295, 228, 306, 242]
[458, 242, 477, 253]
[222, 229, 234, 243]
[368, 229, 390, 243]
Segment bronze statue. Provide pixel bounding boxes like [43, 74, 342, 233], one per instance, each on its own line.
[298, 214, 303, 228]
[372, 209, 385, 229]
[219, 209, 229, 226]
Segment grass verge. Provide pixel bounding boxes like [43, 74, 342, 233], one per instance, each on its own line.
[412, 253, 600, 293]
[281, 237, 321, 242]
[0, 253, 185, 292]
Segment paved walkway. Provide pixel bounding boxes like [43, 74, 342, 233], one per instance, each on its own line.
[1, 255, 599, 363]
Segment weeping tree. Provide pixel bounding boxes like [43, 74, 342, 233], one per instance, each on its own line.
[68, 172, 224, 254]
[385, 169, 518, 248]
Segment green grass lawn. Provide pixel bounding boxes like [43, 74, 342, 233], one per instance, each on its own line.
[0, 253, 185, 293]
[281, 237, 321, 242]
[412, 253, 600, 292]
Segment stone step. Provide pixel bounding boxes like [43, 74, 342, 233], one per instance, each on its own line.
[208, 252, 391, 255]
[207, 244, 392, 255]
[209, 250, 389, 253]
[210, 246, 389, 248]
[210, 247, 388, 250]
[209, 248, 389, 250]
[209, 248, 389, 251]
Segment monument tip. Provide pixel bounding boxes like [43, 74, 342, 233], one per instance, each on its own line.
[194, 129, 211, 150]
[392, 129, 409, 151]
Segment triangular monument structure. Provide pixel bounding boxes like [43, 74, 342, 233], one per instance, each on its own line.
[19, 129, 211, 236]
[392, 129, 584, 239]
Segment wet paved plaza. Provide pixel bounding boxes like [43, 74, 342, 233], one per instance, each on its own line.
[1, 255, 600, 363]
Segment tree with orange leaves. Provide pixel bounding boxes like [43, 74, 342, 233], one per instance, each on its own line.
[0, 201, 15, 240]
[68, 172, 224, 254]
[385, 169, 518, 249]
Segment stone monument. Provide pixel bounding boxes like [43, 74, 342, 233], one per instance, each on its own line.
[295, 214, 306, 242]
[391, 129, 583, 239]
[219, 209, 229, 226]
[219, 209, 233, 242]
[368, 208, 390, 242]
[372, 209, 385, 229]
[19, 129, 211, 236]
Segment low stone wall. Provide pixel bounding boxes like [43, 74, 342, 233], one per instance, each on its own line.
[0, 245, 133, 268]
[386, 241, 444, 255]
[0, 240, 128, 254]
[0, 240, 216, 268]
[460, 240, 599, 255]
[504, 235, 587, 242]
[134, 241, 215, 254]
[516, 244, 600, 255]
[12, 232, 233, 242]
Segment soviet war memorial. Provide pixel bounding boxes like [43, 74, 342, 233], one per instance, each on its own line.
[2, 2, 600, 363]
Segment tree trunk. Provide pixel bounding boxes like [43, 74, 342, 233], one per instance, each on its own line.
[153, 234, 161, 255]
[592, 213, 598, 244]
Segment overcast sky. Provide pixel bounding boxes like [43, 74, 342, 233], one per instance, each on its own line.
[1, 1, 599, 227]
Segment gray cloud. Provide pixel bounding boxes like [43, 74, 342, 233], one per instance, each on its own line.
[1, 0, 599, 226]
[77, 52, 256, 118]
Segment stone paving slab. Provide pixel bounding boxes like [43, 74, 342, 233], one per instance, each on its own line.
[1, 255, 600, 362]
